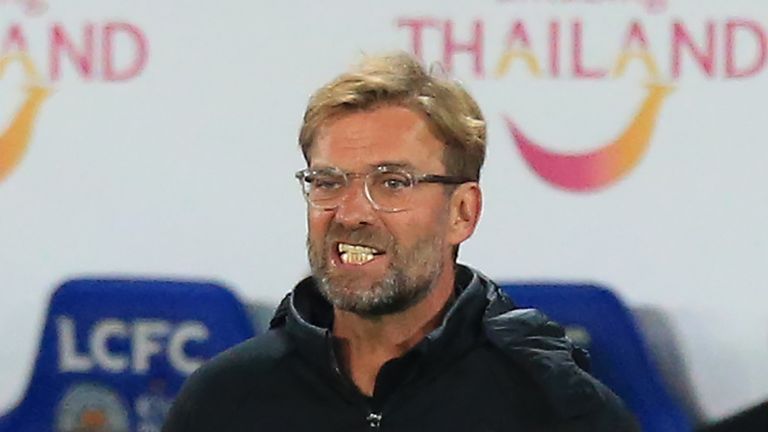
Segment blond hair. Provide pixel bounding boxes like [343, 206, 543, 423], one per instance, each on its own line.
[299, 52, 486, 180]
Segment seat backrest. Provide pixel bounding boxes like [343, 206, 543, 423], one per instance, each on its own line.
[500, 283, 692, 432]
[0, 278, 257, 432]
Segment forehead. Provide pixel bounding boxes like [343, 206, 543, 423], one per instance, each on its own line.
[310, 105, 446, 172]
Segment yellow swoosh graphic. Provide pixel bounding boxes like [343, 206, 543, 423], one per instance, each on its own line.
[0, 53, 51, 184]
[507, 83, 674, 191]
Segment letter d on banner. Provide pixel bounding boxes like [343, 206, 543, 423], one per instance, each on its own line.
[102, 22, 148, 82]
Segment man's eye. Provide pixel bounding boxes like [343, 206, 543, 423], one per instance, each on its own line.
[382, 177, 410, 190]
[310, 177, 343, 190]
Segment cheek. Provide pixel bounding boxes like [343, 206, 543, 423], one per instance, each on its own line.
[308, 209, 332, 239]
[383, 209, 448, 246]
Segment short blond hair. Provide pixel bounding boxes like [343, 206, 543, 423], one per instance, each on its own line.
[299, 52, 486, 180]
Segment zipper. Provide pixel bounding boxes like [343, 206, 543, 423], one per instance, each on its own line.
[325, 332, 386, 431]
[366, 412, 382, 430]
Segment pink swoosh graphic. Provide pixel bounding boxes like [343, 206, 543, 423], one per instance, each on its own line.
[506, 83, 673, 192]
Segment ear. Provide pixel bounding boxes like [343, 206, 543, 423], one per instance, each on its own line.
[446, 183, 482, 247]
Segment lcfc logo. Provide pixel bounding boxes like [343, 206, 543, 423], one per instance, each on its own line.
[55, 383, 130, 432]
[0, 53, 50, 185]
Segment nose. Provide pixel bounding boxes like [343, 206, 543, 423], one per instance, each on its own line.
[333, 178, 377, 227]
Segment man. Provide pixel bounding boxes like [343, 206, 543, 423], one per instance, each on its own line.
[700, 400, 768, 432]
[163, 52, 638, 432]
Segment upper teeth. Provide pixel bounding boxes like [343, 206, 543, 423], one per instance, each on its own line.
[338, 243, 380, 254]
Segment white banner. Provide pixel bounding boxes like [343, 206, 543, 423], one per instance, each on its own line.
[1, 0, 766, 422]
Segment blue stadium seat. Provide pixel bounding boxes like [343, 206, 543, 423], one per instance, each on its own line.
[0, 279, 257, 432]
[500, 283, 692, 432]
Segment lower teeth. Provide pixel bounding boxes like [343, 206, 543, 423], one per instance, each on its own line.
[341, 252, 374, 264]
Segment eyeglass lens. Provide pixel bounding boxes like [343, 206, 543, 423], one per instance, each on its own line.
[302, 169, 416, 211]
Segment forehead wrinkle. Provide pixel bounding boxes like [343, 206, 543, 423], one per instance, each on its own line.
[317, 106, 435, 147]
[310, 106, 446, 172]
[367, 161, 415, 170]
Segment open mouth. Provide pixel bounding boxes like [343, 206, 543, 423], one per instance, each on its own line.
[336, 242, 385, 265]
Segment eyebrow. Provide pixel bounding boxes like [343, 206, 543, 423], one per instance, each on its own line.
[368, 161, 416, 170]
[309, 161, 418, 171]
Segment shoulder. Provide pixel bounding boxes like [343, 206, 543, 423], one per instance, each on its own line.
[482, 294, 639, 431]
[194, 328, 293, 384]
[162, 329, 294, 432]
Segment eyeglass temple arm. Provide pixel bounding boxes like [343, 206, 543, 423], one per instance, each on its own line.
[419, 174, 474, 185]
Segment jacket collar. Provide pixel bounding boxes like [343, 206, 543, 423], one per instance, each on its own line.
[276, 264, 490, 372]
[270, 265, 610, 419]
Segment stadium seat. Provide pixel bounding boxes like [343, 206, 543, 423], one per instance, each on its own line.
[500, 283, 692, 432]
[0, 278, 257, 432]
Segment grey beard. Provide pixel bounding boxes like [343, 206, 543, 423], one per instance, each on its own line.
[315, 264, 434, 318]
[307, 234, 444, 318]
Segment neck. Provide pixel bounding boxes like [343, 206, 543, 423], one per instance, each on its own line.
[332, 264, 456, 396]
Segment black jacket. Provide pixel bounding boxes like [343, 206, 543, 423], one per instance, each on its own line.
[163, 265, 638, 432]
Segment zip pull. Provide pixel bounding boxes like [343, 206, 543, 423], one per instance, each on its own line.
[366, 412, 382, 430]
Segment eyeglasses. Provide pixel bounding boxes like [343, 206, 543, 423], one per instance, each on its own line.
[295, 165, 473, 212]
